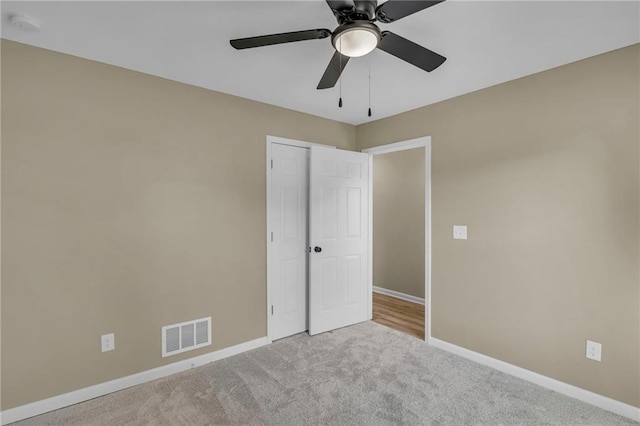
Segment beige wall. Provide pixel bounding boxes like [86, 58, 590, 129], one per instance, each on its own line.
[0, 40, 356, 410]
[2, 38, 639, 412]
[373, 149, 425, 298]
[357, 44, 640, 407]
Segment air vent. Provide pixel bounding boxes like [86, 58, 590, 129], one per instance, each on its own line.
[162, 317, 211, 357]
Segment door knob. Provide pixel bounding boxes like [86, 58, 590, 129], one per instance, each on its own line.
[314, 246, 322, 253]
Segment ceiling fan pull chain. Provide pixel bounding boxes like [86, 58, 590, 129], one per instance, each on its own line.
[339, 38, 343, 108]
[368, 56, 372, 117]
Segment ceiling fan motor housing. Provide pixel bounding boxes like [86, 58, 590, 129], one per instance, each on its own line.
[330, 0, 377, 23]
[355, 0, 377, 17]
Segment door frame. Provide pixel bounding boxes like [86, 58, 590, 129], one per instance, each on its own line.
[362, 136, 432, 342]
[265, 135, 336, 344]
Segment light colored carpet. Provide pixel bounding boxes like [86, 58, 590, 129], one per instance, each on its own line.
[13, 321, 636, 425]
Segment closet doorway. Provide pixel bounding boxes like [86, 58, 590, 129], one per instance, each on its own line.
[267, 136, 371, 342]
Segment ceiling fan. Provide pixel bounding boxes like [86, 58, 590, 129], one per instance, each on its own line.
[230, 0, 447, 90]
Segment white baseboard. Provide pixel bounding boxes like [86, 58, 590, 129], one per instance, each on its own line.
[0, 337, 269, 425]
[429, 337, 640, 422]
[373, 286, 425, 305]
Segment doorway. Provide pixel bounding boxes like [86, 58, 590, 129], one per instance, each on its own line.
[363, 137, 431, 341]
[266, 136, 371, 342]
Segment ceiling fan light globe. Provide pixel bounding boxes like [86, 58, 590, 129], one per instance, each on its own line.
[332, 25, 380, 58]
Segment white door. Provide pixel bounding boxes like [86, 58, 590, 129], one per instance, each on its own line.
[308, 146, 370, 335]
[270, 143, 309, 340]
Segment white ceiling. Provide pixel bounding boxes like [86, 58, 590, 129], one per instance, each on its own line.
[2, 1, 639, 125]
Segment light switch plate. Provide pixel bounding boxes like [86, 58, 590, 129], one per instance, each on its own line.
[453, 225, 468, 240]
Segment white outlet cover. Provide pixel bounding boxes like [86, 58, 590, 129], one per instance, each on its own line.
[453, 225, 468, 240]
[586, 340, 601, 362]
[101, 333, 115, 352]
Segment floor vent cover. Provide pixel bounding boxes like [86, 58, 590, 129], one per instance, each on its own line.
[162, 317, 211, 357]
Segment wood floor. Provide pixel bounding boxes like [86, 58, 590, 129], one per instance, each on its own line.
[372, 292, 425, 340]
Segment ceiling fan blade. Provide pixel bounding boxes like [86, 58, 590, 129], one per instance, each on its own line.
[230, 29, 331, 50]
[376, 0, 445, 23]
[377, 31, 446, 72]
[317, 51, 350, 89]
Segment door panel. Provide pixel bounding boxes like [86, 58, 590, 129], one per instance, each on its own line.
[346, 188, 362, 237]
[322, 188, 339, 239]
[282, 259, 300, 313]
[282, 187, 300, 240]
[309, 146, 369, 335]
[321, 257, 338, 310]
[346, 255, 361, 305]
[270, 143, 309, 340]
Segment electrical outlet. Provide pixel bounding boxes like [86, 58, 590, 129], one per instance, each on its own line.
[101, 333, 115, 352]
[586, 340, 601, 362]
[453, 225, 468, 240]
